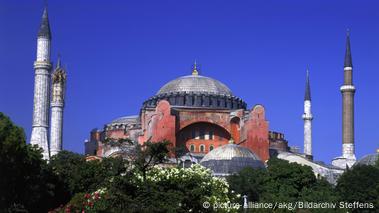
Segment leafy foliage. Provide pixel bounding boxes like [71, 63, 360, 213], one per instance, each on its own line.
[228, 158, 342, 212]
[1, 112, 378, 212]
[336, 164, 379, 208]
[0, 112, 64, 212]
[49, 151, 127, 196]
[131, 140, 170, 181]
[61, 165, 238, 213]
[227, 167, 267, 202]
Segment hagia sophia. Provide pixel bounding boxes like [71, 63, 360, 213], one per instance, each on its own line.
[85, 63, 278, 162]
[29, 7, 378, 185]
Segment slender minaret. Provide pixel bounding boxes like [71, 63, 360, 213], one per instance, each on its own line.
[302, 69, 313, 160]
[30, 7, 52, 160]
[341, 31, 356, 162]
[332, 30, 356, 168]
[50, 56, 66, 157]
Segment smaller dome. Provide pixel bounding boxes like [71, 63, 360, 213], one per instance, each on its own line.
[200, 144, 265, 176]
[109, 115, 139, 125]
[355, 153, 379, 166]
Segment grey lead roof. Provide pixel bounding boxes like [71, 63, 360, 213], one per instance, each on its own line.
[344, 31, 352, 67]
[200, 144, 265, 175]
[109, 115, 139, 124]
[157, 75, 233, 96]
[200, 144, 262, 162]
[304, 69, 311, 101]
[355, 153, 378, 166]
[38, 7, 51, 39]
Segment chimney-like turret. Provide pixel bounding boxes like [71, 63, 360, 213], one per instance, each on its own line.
[50, 55, 67, 157]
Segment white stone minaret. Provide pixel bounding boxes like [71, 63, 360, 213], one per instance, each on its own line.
[30, 7, 52, 160]
[50, 56, 66, 157]
[302, 69, 313, 160]
[332, 30, 357, 168]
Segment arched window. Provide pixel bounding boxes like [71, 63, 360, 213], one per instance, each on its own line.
[209, 145, 214, 151]
[191, 129, 196, 139]
[209, 130, 214, 140]
[199, 129, 205, 139]
[190, 144, 195, 152]
[200, 144, 205, 152]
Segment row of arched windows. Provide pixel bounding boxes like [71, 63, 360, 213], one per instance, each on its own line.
[190, 129, 215, 140]
[189, 144, 215, 153]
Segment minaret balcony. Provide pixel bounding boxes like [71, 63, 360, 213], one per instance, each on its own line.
[302, 113, 313, 120]
[340, 85, 356, 92]
[34, 61, 52, 70]
[51, 102, 64, 107]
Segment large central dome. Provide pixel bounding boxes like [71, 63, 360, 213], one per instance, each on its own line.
[157, 75, 233, 96]
[142, 65, 247, 110]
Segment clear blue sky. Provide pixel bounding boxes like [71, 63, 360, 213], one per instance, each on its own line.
[1, 0, 378, 163]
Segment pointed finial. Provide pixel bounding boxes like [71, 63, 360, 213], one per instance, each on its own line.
[344, 29, 352, 67]
[304, 67, 311, 101]
[56, 54, 61, 69]
[38, 6, 51, 39]
[192, 60, 199, 76]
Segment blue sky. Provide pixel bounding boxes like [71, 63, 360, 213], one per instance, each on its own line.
[0, 0, 378, 163]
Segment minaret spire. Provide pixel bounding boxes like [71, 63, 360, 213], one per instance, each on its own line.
[56, 53, 61, 68]
[302, 68, 313, 160]
[304, 68, 311, 101]
[38, 7, 51, 39]
[344, 29, 352, 68]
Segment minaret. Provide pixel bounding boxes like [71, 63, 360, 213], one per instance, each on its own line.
[50, 56, 66, 157]
[302, 69, 313, 160]
[30, 7, 52, 160]
[332, 30, 356, 168]
[341, 30, 356, 162]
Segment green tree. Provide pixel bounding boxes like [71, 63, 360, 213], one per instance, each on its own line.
[131, 140, 170, 181]
[227, 167, 267, 202]
[102, 165, 237, 213]
[0, 112, 63, 212]
[49, 150, 128, 195]
[336, 164, 379, 210]
[228, 158, 341, 212]
[261, 158, 317, 203]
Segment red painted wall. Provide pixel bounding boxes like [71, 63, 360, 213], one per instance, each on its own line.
[91, 102, 271, 162]
[242, 105, 270, 162]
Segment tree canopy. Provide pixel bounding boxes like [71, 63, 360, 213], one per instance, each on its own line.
[0, 112, 378, 212]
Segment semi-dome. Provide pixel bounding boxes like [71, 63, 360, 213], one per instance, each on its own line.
[200, 144, 265, 176]
[157, 75, 233, 96]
